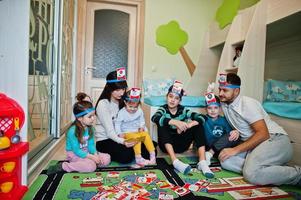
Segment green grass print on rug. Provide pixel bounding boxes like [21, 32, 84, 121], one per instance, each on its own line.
[177, 167, 301, 200]
[24, 160, 59, 200]
[53, 169, 178, 200]
[23, 175, 48, 200]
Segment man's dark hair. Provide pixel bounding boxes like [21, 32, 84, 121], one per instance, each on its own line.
[227, 73, 241, 86]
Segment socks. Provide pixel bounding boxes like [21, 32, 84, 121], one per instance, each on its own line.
[135, 155, 150, 166]
[173, 159, 191, 175]
[149, 152, 156, 165]
[205, 151, 213, 166]
[198, 160, 214, 178]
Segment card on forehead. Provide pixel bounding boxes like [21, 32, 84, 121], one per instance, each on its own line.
[205, 92, 217, 104]
[172, 80, 183, 93]
[219, 73, 227, 85]
[130, 87, 141, 100]
[117, 67, 126, 80]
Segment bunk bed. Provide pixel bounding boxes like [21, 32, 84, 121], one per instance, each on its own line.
[210, 0, 301, 165]
[143, 0, 301, 164]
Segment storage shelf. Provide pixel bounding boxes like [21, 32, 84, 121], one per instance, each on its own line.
[225, 67, 238, 72]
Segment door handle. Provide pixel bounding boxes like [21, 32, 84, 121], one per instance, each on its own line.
[85, 66, 96, 75]
[85, 66, 96, 70]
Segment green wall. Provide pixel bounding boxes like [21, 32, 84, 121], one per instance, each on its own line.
[143, 0, 222, 86]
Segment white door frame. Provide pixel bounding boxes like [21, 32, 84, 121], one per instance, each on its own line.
[76, 0, 145, 99]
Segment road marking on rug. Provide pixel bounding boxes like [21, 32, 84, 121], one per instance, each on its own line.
[165, 169, 179, 186]
[41, 192, 47, 200]
[46, 180, 53, 192]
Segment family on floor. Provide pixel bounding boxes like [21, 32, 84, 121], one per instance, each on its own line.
[47, 68, 301, 187]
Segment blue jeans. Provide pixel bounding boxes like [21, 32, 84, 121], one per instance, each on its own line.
[221, 133, 301, 185]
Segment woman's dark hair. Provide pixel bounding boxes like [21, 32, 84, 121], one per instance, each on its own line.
[70, 93, 94, 144]
[227, 73, 241, 86]
[167, 85, 184, 99]
[95, 70, 128, 110]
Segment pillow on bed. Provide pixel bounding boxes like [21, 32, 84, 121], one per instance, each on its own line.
[143, 78, 175, 98]
[266, 79, 301, 102]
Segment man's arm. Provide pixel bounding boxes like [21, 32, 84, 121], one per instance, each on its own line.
[235, 119, 270, 153]
[219, 119, 270, 161]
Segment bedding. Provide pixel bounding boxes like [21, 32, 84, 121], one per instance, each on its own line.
[144, 96, 206, 107]
[265, 79, 301, 102]
[263, 101, 301, 120]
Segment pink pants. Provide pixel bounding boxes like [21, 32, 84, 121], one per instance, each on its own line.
[62, 151, 111, 172]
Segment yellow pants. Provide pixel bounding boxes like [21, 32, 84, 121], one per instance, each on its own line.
[124, 131, 155, 155]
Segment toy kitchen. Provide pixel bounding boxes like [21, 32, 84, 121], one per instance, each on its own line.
[0, 93, 29, 199]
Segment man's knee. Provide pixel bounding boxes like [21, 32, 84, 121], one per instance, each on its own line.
[243, 165, 267, 185]
[220, 158, 243, 174]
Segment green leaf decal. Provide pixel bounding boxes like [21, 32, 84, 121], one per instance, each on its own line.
[156, 20, 188, 55]
[216, 0, 240, 29]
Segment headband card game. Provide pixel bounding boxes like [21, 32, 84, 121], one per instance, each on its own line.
[171, 80, 183, 95]
[129, 87, 141, 101]
[117, 67, 126, 80]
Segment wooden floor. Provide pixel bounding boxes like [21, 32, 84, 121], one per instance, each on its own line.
[28, 137, 66, 185]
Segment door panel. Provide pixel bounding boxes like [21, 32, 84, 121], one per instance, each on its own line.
[84, 2, 137, 102]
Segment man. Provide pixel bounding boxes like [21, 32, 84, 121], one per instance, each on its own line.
[218, 73, 301, 186]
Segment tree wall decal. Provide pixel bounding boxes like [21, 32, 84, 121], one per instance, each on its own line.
[156, 21, 196, 76]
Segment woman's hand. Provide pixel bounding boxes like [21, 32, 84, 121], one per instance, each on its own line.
[229, 130, 240, 141]
[138, 127, 145, 132]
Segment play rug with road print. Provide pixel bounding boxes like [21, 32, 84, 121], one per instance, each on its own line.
[24, 158, 301, 200]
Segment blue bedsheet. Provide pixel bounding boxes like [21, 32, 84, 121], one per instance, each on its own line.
[144, 96, 206, 107]
[263, 101, 301, 120]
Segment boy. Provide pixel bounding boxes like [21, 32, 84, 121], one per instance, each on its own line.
[203, 91, 240, 165]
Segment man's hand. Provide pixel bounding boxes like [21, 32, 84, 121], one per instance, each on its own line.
[218, 147, 238, 162]
[229, 130, 239, 141]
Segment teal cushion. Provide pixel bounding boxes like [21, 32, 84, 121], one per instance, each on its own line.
[266, 79, 301, 102]
[263, 101, 301, 120]
[144, 96, 206, 107]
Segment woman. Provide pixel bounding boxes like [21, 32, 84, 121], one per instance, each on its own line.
[95, 68, 155, 163]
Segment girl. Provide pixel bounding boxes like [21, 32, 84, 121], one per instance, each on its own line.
[47, 93, 110, 174]
[115, 88, 156, 167]
[95, 68, 154, 163]
[152, 81, 213, 177]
